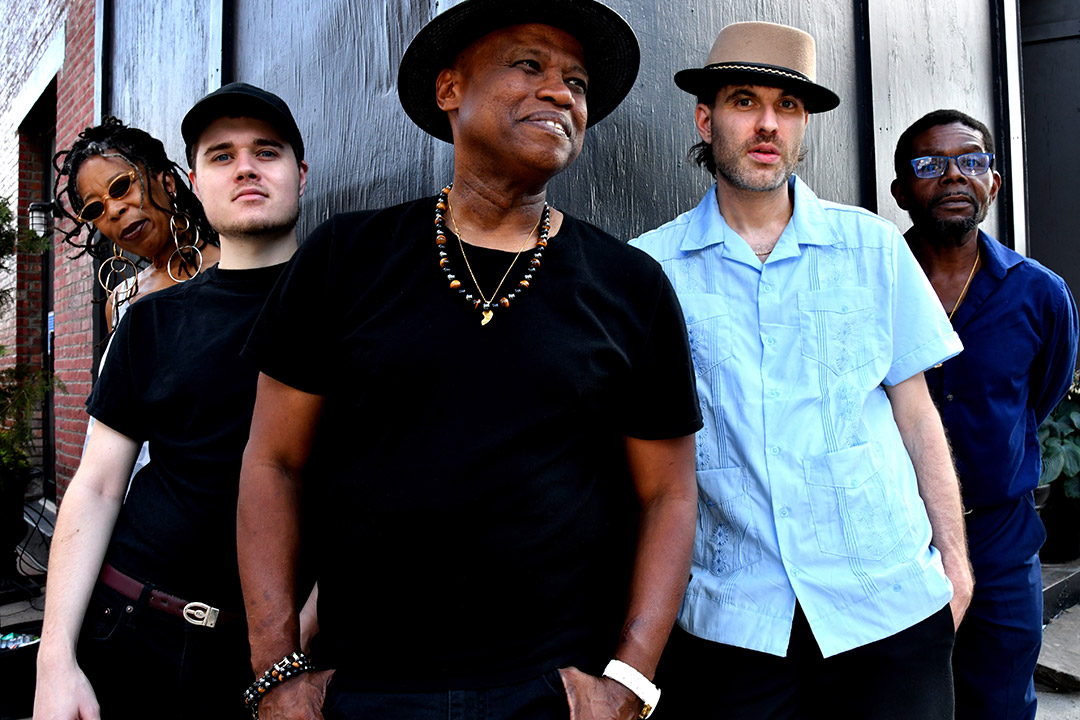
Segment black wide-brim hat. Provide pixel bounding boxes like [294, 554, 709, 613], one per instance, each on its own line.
[182, 82, 305, 163]
[674, 22, 839, 113]
[398, 0, 640, 144]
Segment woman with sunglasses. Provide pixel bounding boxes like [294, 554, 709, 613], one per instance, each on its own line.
[56, 118, 223, 494]
[55, 116, 220, 332]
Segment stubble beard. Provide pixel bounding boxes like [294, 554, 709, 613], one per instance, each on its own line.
[712, 131, 801, 193]
[211, 200, 300, 241]
[907, 195, 989, 247]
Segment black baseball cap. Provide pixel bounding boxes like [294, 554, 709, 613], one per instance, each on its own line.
[182, 82, 305, 165]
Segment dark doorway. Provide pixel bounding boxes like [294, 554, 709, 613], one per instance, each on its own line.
[1020, 0, 1080, 298]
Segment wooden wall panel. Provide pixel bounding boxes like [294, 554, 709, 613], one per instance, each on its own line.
[102, 1, 1007, 245]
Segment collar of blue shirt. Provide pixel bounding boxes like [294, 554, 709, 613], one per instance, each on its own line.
[678, 175, 842, 253]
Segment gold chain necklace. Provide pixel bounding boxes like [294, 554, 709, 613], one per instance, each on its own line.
[948, 246, 979, 320]
[932, 245, 980, 369]
[434, 184, 550, 326]
[449, 197, 542, 322]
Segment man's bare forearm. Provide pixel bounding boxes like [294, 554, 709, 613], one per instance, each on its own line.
[885, 374, 973, 625]
[237, 456, 305, 672]
[615, 434, 697, 675]
[614, 492, 697, 675]
[238, 375, 324, 673]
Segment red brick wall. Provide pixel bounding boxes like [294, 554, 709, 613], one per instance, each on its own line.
[15, 134, 44, 371]
[0, 0, 68, 484]
[12, 134, 48, 463]
[51, 0, 97, 497]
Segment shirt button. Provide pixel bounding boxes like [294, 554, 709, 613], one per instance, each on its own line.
[893, 584, 902, 592]
[946, 394, 954, 402]
[840, 305, 849, 312]
[768, 389, 779, 398]
[763, 284, 773, 292]
[790, 567, 800, 576]
[770, 446, 780, 456]
[765, 336, 776, 346]
[779, 507, 790, 518]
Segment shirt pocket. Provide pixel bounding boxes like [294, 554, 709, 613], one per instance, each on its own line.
[804, 442, 914, 561]
[696, 467, 762, 575]
[677, 293, 733, 376]
[798, 287, 879, 376]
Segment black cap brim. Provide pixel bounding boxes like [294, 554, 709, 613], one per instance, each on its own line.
[674, 66, 840, 113]
[398, 0, 640, 143]
[182, 82, 305, 164]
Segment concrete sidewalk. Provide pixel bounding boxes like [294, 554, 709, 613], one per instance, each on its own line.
[1038, 684, 1080, 719]
[1038, 602, 1080, 719]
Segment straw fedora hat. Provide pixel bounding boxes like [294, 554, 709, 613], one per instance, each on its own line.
[674, 21, 839, 113]
[398, 0, 640, 143]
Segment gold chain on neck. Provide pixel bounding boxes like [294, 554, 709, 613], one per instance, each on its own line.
[448, 195, 543, 307]
[948, 246, 980, 321]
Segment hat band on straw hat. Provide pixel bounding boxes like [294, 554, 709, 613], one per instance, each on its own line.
[704, 63, 812, 84]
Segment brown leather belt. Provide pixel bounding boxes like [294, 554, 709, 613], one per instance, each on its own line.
[99, 563, 241, 628]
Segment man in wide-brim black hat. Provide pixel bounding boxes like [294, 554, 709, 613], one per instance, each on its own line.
[632, 20, 972, 720]
[236, 2, 702, 719]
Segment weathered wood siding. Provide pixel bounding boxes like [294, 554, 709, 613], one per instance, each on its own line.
[100, 0, 1012, 245]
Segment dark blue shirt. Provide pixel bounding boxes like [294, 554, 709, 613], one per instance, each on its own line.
[922, 231, 1078, 509]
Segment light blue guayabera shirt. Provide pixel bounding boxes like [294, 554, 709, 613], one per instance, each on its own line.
[631, 176, 963, 658]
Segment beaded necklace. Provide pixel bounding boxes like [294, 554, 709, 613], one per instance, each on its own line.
[435, 183, 550, 326]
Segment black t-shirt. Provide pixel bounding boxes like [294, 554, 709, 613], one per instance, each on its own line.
[88, 263, 287, 613]
[245, 198, 701, 690]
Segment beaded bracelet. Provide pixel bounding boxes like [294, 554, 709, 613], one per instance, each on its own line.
[243, 650, 315, 719]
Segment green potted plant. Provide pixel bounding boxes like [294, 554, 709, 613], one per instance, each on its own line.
[0, 195, 58, 575]
[1038, 370, 1080, 562]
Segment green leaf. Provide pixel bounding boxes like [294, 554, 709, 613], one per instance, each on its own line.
[1065, 476, 1080, 499]
[1042, 444, 1065, 484]
[1046, 418, 1073, 436]
[1062, 439, 1080, 477]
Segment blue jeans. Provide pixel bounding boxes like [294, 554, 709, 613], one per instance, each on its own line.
[77, 582, 252, 719]
[323, 669, 570, 720]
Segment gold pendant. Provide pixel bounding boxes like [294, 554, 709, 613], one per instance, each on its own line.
[481, 310, 494, 326]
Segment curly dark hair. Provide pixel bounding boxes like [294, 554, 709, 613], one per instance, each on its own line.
[53, 116, 218, 262]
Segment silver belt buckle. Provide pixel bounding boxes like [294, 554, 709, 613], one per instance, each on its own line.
[182, 601, 220, 628]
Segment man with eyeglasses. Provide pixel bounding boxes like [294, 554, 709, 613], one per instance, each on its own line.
[631, 23, 972, 719]
[892, 109, 1078, 720]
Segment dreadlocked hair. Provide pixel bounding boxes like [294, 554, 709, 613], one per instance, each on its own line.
[52, 116, 218, 261]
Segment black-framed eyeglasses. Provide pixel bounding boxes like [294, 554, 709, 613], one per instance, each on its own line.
[910, 152, 994, 180]
[75, 170, 137, 223]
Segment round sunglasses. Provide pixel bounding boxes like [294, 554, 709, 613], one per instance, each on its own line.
[75, 170, 138, 224]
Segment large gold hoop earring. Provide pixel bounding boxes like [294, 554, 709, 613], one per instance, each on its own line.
[167, 213, 204, 283]
[97, 243, 139, 298]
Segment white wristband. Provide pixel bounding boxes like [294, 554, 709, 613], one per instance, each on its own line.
[602, 659, 661, 719]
